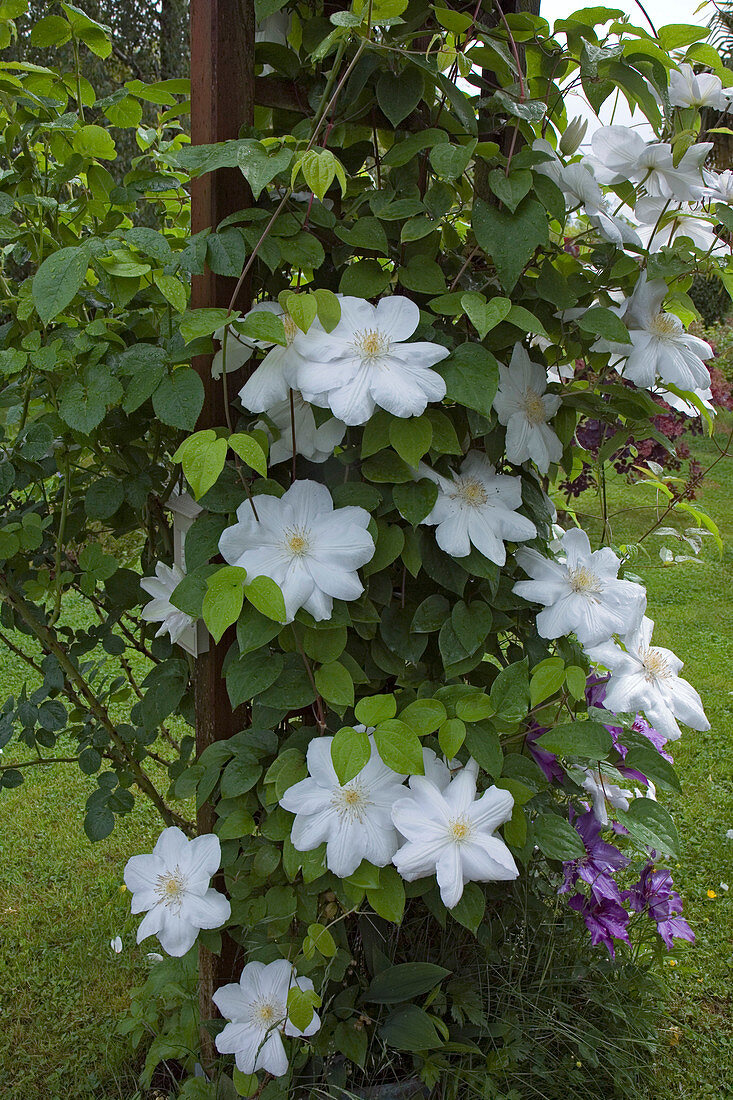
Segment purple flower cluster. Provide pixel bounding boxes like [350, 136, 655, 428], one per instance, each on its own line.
[563, 811, 631, 957]
[624, 862, 695, 950]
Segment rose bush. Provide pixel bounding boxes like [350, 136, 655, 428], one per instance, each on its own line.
[0, 1, 731, 1097]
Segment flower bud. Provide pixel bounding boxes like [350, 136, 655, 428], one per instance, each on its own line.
[559, 116, 588, 156]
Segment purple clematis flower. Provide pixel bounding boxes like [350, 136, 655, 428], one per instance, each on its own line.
[525, 724, 565, 784]
[632, 715, 674, 763]
[561, 811, 629, 901]
[568, 892, 631, 957]
[624, 862, 694, 949]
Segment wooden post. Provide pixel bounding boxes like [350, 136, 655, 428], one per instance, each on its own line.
[189, 0, 254, 1061]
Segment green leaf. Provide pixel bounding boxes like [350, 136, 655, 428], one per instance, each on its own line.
[429, 140, 475, 180]
[314, 288, 342, 332]
[455, 694, 494, 722]
[463, 722, 502, 778]
[657, 23, 710, 50]
[376, 66, 424, 126]
[438, 718, 466, 758]
[220, 754, 262, 798]
[339, 259, 391, 298]
[452, 601, 492, 655]
[564, 665, 587, 701]
[389, 415, 433, 468]
[137, 659, 189, 730]
[287, 985, 320, 1031]
[239, 309, 286, 346]
[228, 432, 268, 477]
[617, 798, 680, 858]
[374, 719, 424, 774]
[450, 881, 485, 932]
[439, 343, 499, 416]
[529, 657, 566, 707]
[393, 479, 439, 526]
[245, 574, 287, 622]
[331, 725, 371, 785]
[238, 141, 293, 199]
[232, 1069, 258, 1098]
[85, 478, 124, 520]
[153, 272, 188, 313]
[172, 429, 228, 500]
[534, 813, 586, 861]
[473, 196, 548, 291]
[354, 694, 396, 727]
[30, 14, 72, 47]
[304, 922, 337, 959]
[179, 307, 236, 343]
[294, 148, 345, 201]
[73, 124, 116, 161]
[490, 660, 529, 723]
[488, 167, 533, 212]
[578, 306, 631, 344]
[202, 566, 248, 643]
[399, 699, 447, 736]
[32, 246, 88, 325]
[58, 363, 122, 433]
[153, 368, 204, 431]
[380, 1004, 442, 1051]
[315, 660, 354, 709]
[623, 747, 680, 793]
[366, 864, 405, 923]
[365, 962, 451, 1004]
[461, 292, 511, 340]
[536, 720, 613, 761]
[412, 594, 450, 632]
[226, 649, 283, 707]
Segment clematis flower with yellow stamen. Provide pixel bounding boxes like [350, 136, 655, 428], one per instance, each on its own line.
[123, 827, 230, 957]
[493, 343, 563, 473]
[214, 959, 320, 1077]
[513, 528, 646, 647]
[218, 479, 374, 624]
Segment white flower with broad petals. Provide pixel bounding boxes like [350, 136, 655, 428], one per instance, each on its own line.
[513, 528, 646, 647]
[577, 766, 632, 825]
[657, 384, 714, 418]
[586, 617, 709, 742]
[669, 64, 730, 111]
[279, 734, 407, 877]
[391, 766, 518, 908]
[493, 344, 563, 473]
[604, 274, 712, 392]
[214, 959, 320, 1077]
[585, 127, 710, 201]
[123, 827, 231, 957]
[235, 301, 304, 412]
[418, 451, 536, 566]
[533, 140, 639, 245]
[219, 480, 373, 623]
[140, 562, 194, 645]
[290, 295, 448, 426]
[634, 197, 720, 253]
[256, 391, 345, 465]
[703, 168, 733, 204]
[212, 324, 255, 380]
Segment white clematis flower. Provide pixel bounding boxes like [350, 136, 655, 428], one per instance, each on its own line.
[212, 324, 255, 380]
[634, 196, 720, 253]
[279, 733, 407, 877]
[585, 127, 710, 201]
[604, 274, 712, 392]
[703, 168, 733, 204]
[668, 63, 731, 111]
[290, 295, 449, 426]
[391, 765, 518, 908]
[577, 765, 632, 825]
[219, 480, 373, 624]
[586, 617, 710, 742]
[214, 959, 320, 1077]
[256, 391, 345, 465]
[513, 528, 646, 648]
[140, 562, 194, 645]
[418, 451, 536, 565]
[235, 301, 304, 412]
[123, 827, 231, 957]
[493, 344, 563, 473]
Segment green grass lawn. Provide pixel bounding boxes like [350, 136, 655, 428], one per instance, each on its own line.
[0, 423, 731, 1100]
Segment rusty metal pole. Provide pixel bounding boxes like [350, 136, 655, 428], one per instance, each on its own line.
[189, 0, 254, 1061]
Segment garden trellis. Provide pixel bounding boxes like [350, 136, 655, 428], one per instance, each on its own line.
[0, 1, 731, 1097]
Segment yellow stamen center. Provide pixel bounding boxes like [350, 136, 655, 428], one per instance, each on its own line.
[332, 781, 371, 821]
[567, 566, 603, 595]
[523, 389, 547, 425]
[250, 997, 285, 1031]
[285, 525, 310, 557]
[649, 313, 682, 339]
[640, 647, 671, 681]
[354, 328, 389, 360]
[448, 816, 472, 843]
[454, 477, 489, 508]
[155, 868, 187, 910]
[282, 312, 298, 345]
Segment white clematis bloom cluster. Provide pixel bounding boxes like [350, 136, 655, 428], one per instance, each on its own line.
[140, 562, 194, 645]
[668, 63, 732, 112]
[493, 343, 562, 474]
[124, 827, 231, 957]
[586, 617, 709, 742]
[214, 959, 320, 1077]
[513, 528, 646, 648]
[418, 451, 537, 565]
[219, 479, 374, 623]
